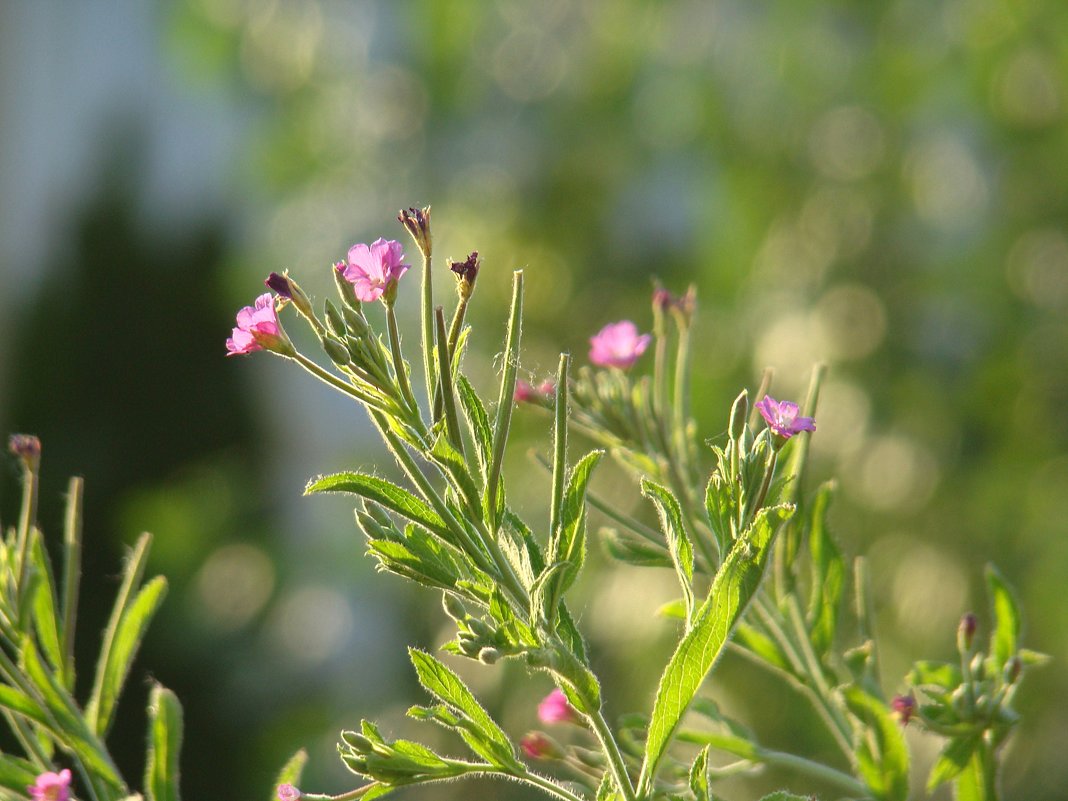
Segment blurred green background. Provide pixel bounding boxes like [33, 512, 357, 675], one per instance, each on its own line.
[1, 1, 1066, 799]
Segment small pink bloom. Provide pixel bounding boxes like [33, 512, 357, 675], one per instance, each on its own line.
[538, 688, 576, 724]
[588, 321, 652, 369]
[891, 694, 916, 726]
[520, 732, 558, 760]
[514, 380, 539, 403]
[28, 769, 70, 801]
[537, 380, 556, 397]
[277, 784, 302, 801]
[754, 395, 816, 438]
[226, 293, 289, 356]
[341, 238, 410, 303]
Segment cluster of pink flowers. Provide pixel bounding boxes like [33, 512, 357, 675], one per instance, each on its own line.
[28, 770, 70, 801]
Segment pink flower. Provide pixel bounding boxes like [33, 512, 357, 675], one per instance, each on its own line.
[341, 238, 410, 303]
[277, 784, 302, 801]
[537, 380, 556, 397]
[28, 769, 70, 801]
[891, 694, 916, 726]
[226, 293, 290, 356]
[588, 321, 652, 369]
[520, 732, 558, 760]
[538, 688, 577, 724]
[514, 380, 539, 403]
[754, 395, 816, 438]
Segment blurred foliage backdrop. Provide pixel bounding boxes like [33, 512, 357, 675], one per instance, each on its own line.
[1, 1, 1067, 799]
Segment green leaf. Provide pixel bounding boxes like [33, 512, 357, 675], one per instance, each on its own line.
[272, 749, 308, 798]
[428, 433, 484, 519]
[0, 754, 39, 796]
[408, 649, 518, 769]
[637, 504, 792, 796]
[641, 479, 695, 625]
[843, 685, 909, 801]
[486, 272, 523, 529]
[656, 599, 687, 620]
[366, 524, 479, 592]
[985, 564, 1020, 671]
[907, 660, 962, 696]
[927, 734, 980, 791]
[756, 793, 811, 801]
[21, 638, 124, 790]
[145, 684, 183, 801]
[595, 770, 619, 801]
[456, 374, 493, 476]
[689, 745, 711, 801]
[306, 472, 451, 541]
[30, 533, 63, 678]
[546, 450, 604, 600]
[602, 529, 672, 568]
[0, 684, 50, 727]
[734, 624, 791, 673]
[805, 481, 843, 655]
[88, 575, 167, 737]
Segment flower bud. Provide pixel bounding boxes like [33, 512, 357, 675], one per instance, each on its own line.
[1004, 656, 1022, 685]
[8, 434, 41, 473]
[958, 612, 978, 653]
[324, 300, 347, 339]
[341, 730, 376, 753]
[333, 261, 363, 312]
[266, 272, 315, 322]
[398, 206, 432, 256]
[277, 784, 301, 801]
[890, 694, 916, 726]
[322, 336, 351, 366]
[343, 307, 369, 338]
[478, 647, 501, 665]
[729, 390, 749, 442]
[520, 732, 560, 760]
[442, 594, 466, 621]
[538, 689, 578, 725]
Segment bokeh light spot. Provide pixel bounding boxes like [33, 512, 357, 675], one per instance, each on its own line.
[194, 543, 275, 632]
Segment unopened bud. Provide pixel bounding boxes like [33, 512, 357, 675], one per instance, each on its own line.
[729, 390, 749, 442]
[478, 647, 501, 665]
[520, 732, 560, 760]
[277, 784, 302, 801]
[8, 434, 41, 473]
[343, 307, 369, 338]
[958, 612, 978, 653]
[323, 336, 351, 366]
[1004, 656, 1022, 685]
[890, 694, 916, 726]
[334, 261, 362, 312]
[442, 594, 466, 621]
[341, 731, 375, 753]
[266, 272, 315, 321]
[398, 206, 432, 255]
[324, 300, 347, 338]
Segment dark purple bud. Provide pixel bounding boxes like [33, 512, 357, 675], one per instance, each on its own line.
[1004, 656, 1022, 685]
[891, 694, 916, 725]
[449, 251, 480, 285]
[958, 612, 978, 652]
[265, 272, 293, 299]
[652, 287, 673, 311]
[398, 206, 432, 254]
[8, 434, 41, 461]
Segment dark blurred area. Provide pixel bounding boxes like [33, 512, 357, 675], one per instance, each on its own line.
[2, 2, 1067, 800]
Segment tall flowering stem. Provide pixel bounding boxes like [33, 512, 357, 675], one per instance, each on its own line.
[486, 271, 523, 530]
[399, 207, 436, 412]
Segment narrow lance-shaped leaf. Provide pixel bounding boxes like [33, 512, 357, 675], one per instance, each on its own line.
[408, 649, 518, 769]
[689, 745, 711, 801]
[306, 472, 452, 541]
[546, 450, 604, 606]
[550, 353, 570, 537]
[927, 734, 981, 792]
[486, 271, 523, 529]
[60, 475, 83, 691]
[985, 564, 1020, 671]
[88, 572, 168, 737]
[641, 479, 695, 625]
[843, 685, 909, 801]
[455, 374, 492, 478]
[145, 684, 183, 801]
[637, 504, 792, 797]
[29, 533, 63, 676]
[806, 480, 843, 655]
[0, 755, 39, 797]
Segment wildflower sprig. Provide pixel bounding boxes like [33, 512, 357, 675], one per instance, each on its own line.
[226, 209, 1044, 801]
[0, 435, 184, 801]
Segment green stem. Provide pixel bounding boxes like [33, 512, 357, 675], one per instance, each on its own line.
[671, 314, 694, 484]
[14, 456, 39, 603]
[587, 705, 637, 801]
[420, 240, 437, 413]
[386, 303, 422, 420]
[550, 353, 570, 536]
[291, 353, 401, 419]
[434, 307, 465, 458]
[60, 476, 83, 690]
[513, 767, 589, 801]
[755, 747, 867, 796]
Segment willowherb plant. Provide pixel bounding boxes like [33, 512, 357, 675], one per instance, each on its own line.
[0, 207, 1045, 801]
[221, 207, 1046, 801]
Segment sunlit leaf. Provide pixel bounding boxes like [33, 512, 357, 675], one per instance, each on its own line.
[145, 684, 183, 801]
